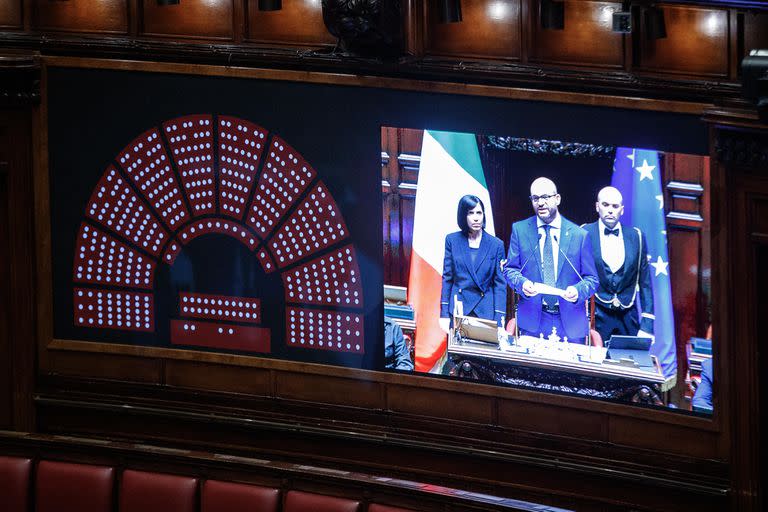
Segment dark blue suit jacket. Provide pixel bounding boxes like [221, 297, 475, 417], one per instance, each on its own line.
[692, 358, 713, 410]
[583, 221, 654, 333]
[503, 216, 598, 340]
[440, 231, 507, 324]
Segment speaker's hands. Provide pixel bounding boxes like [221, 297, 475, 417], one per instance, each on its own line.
[522, 280, 538, 297]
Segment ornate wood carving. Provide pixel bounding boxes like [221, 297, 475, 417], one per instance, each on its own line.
[483, 136, 615, 158]
[447, 354, 665, 405]
[0, 29, 743, 103]
[714, 128, 768, 170]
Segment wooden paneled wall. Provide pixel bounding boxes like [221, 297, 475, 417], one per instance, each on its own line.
[530, 1, 624, 68]
[426, 0, 522, 60]
[381, 127, 422, 288]
[31, 0, 129, 34]
[0, 0, 22, 29]
[422, 0, 764, 81]
[245, 0, 334, 45]
[635, 5, 729, 77]
[0, 1, 765, 94]
[0, 107, 35, 432]
[141, 0, 234, 40]
[664, 154, 711, 386]
[13, 0, 334, 45]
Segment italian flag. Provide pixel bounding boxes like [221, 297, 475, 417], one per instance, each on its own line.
[409, 130, 495, 372]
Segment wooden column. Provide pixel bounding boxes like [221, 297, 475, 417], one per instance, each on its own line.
[0, 53, 38, 432]
[705, 106, 768, 512]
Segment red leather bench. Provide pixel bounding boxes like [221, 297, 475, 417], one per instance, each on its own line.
[284, 489, 361, 512]
[0, 453, 425, 512]
[36, 460, 114, 512]
[119, 470, 198, 512]
[202, 479, 280, 512]
[0, 455, 32, 512]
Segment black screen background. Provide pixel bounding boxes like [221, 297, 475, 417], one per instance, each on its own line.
[47, 67, 706, 371]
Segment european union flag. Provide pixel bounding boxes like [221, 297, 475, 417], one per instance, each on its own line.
[611, 148, 677, 380]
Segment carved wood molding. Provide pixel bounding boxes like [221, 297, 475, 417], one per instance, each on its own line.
[483, 136, 615, 158]
[0, 32, 741, 104]
[714, 129, 768, 170]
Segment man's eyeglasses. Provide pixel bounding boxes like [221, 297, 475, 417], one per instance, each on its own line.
[530, 194, 558, 203]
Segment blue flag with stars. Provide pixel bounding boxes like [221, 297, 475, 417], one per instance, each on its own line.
[611, 148, 677, 380]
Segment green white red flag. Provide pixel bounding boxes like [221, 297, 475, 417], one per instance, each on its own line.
[408, 130, 495, 372]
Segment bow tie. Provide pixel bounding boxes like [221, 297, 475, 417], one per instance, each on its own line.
[604, 227, 620, 237]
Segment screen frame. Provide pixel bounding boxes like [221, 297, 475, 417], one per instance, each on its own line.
[33, 57, 723, 462]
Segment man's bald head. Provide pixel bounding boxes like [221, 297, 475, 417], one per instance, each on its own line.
[597, 186, 623, 205]
[596, 186, 624, 229]
[529, 177, 560, 224]
[530, 177, 557, 196]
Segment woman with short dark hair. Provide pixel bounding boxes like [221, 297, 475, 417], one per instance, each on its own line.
[439, 195, 507, 332]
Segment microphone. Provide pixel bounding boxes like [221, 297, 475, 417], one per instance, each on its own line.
[517, 232, 543, 273]
[553, 234, 584, 282]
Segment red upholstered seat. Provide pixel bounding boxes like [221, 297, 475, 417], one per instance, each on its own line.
[0, 456, 32, 512]
[119, 469, 197, 512]
[284, 490, 360, 512]
[369, 505, 416, 512]
[202, 480, 280, 512]
[36, 460, 114, 512]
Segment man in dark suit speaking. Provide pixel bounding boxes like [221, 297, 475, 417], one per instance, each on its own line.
[503, 177, 598, 342]
[583, 186, 654, 342]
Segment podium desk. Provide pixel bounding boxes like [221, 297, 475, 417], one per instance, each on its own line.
[445, 334, 673, 406]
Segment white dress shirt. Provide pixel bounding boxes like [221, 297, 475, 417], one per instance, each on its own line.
[599, 219, 625, 273]
[537, 214, 561, 280]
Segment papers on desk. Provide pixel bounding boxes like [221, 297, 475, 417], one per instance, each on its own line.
[531, 282, 567, 297]
[454, 315, 500, 345]
[462, 317, 496, 328]
[504, 335, 607, 363]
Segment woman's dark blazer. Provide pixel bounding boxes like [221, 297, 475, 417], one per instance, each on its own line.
[440, 231, 507, 325]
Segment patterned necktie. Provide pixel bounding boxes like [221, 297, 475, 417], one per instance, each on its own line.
[541, 224, 555, 287]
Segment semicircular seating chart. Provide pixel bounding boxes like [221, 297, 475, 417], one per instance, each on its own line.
[73, 114, 364, 355]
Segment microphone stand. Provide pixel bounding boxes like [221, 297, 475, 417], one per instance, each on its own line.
[553, 234, 590, 346]
[504, 233, 542, 340]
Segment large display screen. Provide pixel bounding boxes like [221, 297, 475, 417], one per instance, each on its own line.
[46, 67, 712, 415]
[381, 128, 712, 414]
